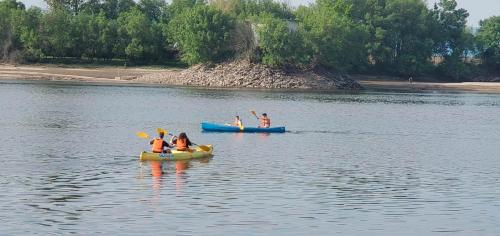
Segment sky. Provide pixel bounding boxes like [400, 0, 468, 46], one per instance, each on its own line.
[21, 0, 499, 27]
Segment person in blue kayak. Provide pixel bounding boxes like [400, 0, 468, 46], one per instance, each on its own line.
[258, 113, 271, 128]
[233, 115, 243, 127]
[150, 131, 172, 153]
[170, 132, 192, 151]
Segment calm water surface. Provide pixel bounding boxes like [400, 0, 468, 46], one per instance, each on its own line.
[1, 80, 499, 235]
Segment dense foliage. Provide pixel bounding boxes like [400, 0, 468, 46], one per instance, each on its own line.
[0, 0, 498, 79]
[168, 4, 233, 64]
[255, 13, 311, 66]
[475, 16, 500, 72]
[296, 0, 368, 71]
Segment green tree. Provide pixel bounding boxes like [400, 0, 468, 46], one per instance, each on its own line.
[210, 0, 293, 20]
[95, 11, 118, 59]
[40, 9, 74, 57]
[296, 0, 368, 72]
[168, 4, 234, 64]
[0, 0, 25, 61]
[377, 0, 434, 75]
[430, 0, 473, 80]
[17, 7, 44, 60]
[80, 0, 102, 15]
[72, 12, 103, 59]
[256, 14, 311, 66]
[168, 0, 203, 17]
[44, 0, 85, 14]
[102, 0, 136, 19]
[138, 0, 165, 22]
[475, 16, 499, 71]
[0, 0, 23, 9]
[117, 7, 156, 62]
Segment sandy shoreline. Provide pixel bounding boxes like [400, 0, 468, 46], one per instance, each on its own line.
[0, 64, 168, 84]
[358, 80, 500, 93]
[1, 64, 500, 93]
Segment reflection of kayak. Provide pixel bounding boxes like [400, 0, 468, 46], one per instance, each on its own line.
[201, 122, 285, 133]
[139, 145, 213, 161]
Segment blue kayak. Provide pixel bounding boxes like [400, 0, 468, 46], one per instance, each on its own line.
[201, 122, 285, 133]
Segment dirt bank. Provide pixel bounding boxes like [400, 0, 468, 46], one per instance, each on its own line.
[134, 61, 362, 90]
[0, 64, 164, 83]
[353, 75, 500, 93]
[2, 64, 500, 93]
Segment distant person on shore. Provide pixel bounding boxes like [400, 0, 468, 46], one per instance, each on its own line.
[258, 113, 271, 128]
[150, 131, 172, 153]
[408, 75, 414, 84]
[170, 132, 192, 151]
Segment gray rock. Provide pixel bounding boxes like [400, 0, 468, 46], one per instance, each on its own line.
[135, 60, 362, 90]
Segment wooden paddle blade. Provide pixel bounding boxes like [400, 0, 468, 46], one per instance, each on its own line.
[250, 110, 257, 116]
[136, 132, 149, 139]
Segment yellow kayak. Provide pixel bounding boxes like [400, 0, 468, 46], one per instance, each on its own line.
[139, 145, 213, 161]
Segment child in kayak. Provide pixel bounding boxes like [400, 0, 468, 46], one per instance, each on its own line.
[257, 113, 271, 128]
[170, 132, 192, 151]
[150, 131, 172, 153]
[233, 115, 243, 127]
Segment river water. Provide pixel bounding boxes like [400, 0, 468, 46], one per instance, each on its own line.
[0, 80, 499, 235]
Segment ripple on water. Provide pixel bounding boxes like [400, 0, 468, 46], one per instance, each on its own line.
[1, 82, 500, 235]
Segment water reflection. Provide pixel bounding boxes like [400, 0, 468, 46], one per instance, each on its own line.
[146, 158, 212, 194]
[175, 161, 190, 192]
[233, 132, 244, 140]
[259, 133, 270, 139]
[150, 161, 164, 178]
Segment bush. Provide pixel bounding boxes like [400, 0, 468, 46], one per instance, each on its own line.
[168, 5, 234, 65]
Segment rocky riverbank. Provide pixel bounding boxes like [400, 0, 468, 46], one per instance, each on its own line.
[134, 61, 363, 90]
[4, 63, 500, 93]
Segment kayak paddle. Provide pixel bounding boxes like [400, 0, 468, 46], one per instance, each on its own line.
[136, 132, 149, 139]
[192, 143, 211, 152]
[251, 110, 259, 119]
[156, 128, 172, 136]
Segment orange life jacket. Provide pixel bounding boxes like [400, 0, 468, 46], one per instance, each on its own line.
[176, 138, 188, 151]
[260, 117, 270, 128]
[152, 138, 164, 153]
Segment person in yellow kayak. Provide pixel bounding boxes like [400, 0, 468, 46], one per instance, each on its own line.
[258, 113, 271, 128]
[150, 131, 172, 153]
[233, 115, 243, 127]
[170, 132, 192, 151]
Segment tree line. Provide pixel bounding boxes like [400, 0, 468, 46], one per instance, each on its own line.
[0, 0, 498, 80]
